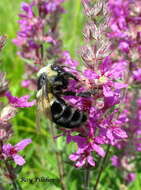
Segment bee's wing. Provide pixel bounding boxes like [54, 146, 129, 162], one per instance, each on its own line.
[36, 100, 42, 131]
[36, 90, 44, 131]
[36, 83, 53, 130]
[42, 84, 53, 120]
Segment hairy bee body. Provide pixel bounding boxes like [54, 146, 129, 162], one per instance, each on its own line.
[37, 64, 87, 129]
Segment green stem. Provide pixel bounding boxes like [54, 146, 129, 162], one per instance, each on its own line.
[5, 160, 22, 190]
[0, 184, 5, 190]
[0, 141, 22, 190]
[84, 167, 90, 190]
[49, 124, 67, 190]
[93, 144, 111, 190]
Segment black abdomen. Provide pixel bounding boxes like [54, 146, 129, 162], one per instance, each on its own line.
[51, 99, 87, 128]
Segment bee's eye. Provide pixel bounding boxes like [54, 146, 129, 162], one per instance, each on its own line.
[37, 73, 47, 90]
[52, 65, 59, 71]
[51, 64, 64, 73]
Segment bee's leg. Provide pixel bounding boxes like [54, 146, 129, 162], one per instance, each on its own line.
[66, 72, 78, 81]
[63, 91, 91, 97]
[51, 64, 78, 81]
[60, 72, 78, 81]
[77, 92, 92, 97]
[63, 91, 76, 96]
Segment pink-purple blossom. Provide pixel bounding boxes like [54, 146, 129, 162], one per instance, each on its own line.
[125, 173, 136, 184]
[10, 1, 140, 184]
[5, 91, 35, 108]
[107, 0, 141, 184]
[13, 0, 66, 91]
[58, 0, 129, 168]
[133, 69, 141, 82]
[2, 139, 32, 165]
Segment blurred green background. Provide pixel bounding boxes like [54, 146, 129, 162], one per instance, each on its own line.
[0, 0, 141, 189]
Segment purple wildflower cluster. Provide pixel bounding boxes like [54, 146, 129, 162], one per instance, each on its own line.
[14, 0, 129, 170]
[108, 0, 141, 183]
[13, 0, 66, 90]
[0, 37, 33, 185]
[0, 86, 33, 164]
[58, 0, 128, 168]
[12, 0, 141, 186]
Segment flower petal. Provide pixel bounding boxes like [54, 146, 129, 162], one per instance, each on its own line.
[75, 158, 86, 168]
[103, 85, 114, 97]
[69, 153, 79, 161]
[113, 127, 127, 138]
[125, 173, 136, 184]
[111, 155, 121, 167]
[92, 143, 105, 157]
[5, 91, 35, 108]
[106, 129, 114, 141]
[114, 82, 128, 89]
[87, 155, 95, 166]
[2, 144, 12, 156]
[13, 154, 25, 166]
[15, 139, 32, 152]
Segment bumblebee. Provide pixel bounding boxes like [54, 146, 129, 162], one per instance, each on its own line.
[36, 64, 87, 129]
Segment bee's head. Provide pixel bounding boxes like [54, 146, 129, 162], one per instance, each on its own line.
[37, 73, 47, 90]
[36, 65, 57, 98]
[37, 66, 51, 90]
[36, 67, 49, 99]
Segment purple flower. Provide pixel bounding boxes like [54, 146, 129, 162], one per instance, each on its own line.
[125, 173, 136, 184]
[119, 41, 129, 53]
[99, 113, 127, 145]
[133, 69, 141, 82]
[82, 57, 127, 101]
[108, 0, 129, 38]
[45, 0, 65, 13]
[68, 134, 105, 167]
[61, 0, 130, 168]
[61, 51, 79, 69]
[69, 152, 95, 168]
[111, 155, 121, 168]
[5, 91, 35, 108]
[21, 2, 34, 17]
[13, 0, 67, 91]
[2, 139, 32, 165]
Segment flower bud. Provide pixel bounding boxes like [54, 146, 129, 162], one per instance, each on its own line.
[0, 105, 17, 121]
[0, 73, 8, 97]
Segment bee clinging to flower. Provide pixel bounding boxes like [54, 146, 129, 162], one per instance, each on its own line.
[36, 63, 88, 129]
